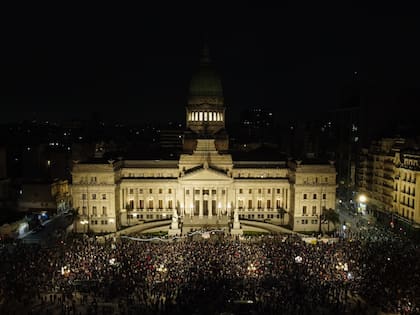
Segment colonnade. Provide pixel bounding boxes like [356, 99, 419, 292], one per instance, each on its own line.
[188, 111, 224, 122]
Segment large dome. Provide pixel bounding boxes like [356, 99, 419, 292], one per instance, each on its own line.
[189, 47, 223, 97]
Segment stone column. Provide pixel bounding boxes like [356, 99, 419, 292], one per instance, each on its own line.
[208, 188, 212, 218]
[199, 189, 203, 218]
[120, 187, 124, 210]
[135, 188, 138, 210]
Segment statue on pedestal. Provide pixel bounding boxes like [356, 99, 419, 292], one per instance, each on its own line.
[172, 208, 178, 228]
[234, 207, 239, 223]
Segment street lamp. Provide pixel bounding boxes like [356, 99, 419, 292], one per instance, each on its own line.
[80, 219, 89, 233]
[358, 194, 367, 215]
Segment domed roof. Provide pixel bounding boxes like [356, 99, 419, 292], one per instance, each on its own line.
[189, 46, 223, 97]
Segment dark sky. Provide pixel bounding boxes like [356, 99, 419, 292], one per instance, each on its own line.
[1, 3, 419, 125]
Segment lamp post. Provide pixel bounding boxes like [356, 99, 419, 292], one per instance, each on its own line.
[358, 194, 367, 215]
[80, 219, 89, 233]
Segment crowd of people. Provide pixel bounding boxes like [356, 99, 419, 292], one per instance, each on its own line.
[0, 223, 419, 315]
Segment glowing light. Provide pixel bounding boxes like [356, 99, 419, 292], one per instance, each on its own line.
[61, 265, 70, 276]
[247, 263, 257, 272]
[295, 256, 303, 263]
[156, 264, 167, 273]
[359, 195, 367, 203]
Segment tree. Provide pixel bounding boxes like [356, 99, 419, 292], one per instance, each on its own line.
[323, 208, 340, 233]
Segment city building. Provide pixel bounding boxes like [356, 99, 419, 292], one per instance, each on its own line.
[357, 137, 420, 229]
[71, 47, 337, 234]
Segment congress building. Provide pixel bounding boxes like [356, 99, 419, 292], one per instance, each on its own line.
[71, 47, 337, 234]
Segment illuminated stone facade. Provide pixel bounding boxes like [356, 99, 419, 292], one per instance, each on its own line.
[71, 144, 336, 233]
[357, 138, 420, 228]
[71, 47, 336, 234]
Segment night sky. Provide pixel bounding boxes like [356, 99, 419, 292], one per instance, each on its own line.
[1, 4, 419, 126]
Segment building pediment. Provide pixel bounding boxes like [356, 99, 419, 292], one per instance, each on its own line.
[179, 167, 232, 182]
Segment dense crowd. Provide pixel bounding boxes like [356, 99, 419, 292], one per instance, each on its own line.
[0, 224, 419, 315]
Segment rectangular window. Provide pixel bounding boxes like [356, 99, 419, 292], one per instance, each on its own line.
[257, 200, 262, 209]
[148, 200, 153, 209]
[313, 194, 317, 199]
[203, 189, 209, 195]
[267, 200, 271, 209]
[248, 200, 252, 209]
[238, 200, 244, 209]
[139, 189, 143, 194]
[268, 189, 271, 194]
[212, 189, 217, 195]
[168, 200, 173, 209]
[239, 189, 243, 194]
[129, 189, 134, 194]
[102, 206, 107, 216]
[129, 200, 134, 209]
[322, 193, 326, 200]
[312, 206, 316, 215]
[222, 190, 226, 195]
[158, 200, 163, 209]
[102, 194, 106, 200]
[302, 206, 307, 215]
[159, 189, 162, 194]
[258, 189, 262, 194]
[303, 194, 307, 199]
[92, 206, 97, 216]
[195, 190, 200, 195]
[168, 188, 172, 194]
[82, 206, 87, 215]
[82, 194, 86, 200]
[277, 189, 280, 194]
[249, 189, 252, 194]
[276, 200, 281, 209]
[149, 189, 153, 194]
[139, 200, 144, 209]
[92, 194, 96, 200]
[186, 190, 190, 195]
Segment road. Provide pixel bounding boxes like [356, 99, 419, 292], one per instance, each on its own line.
[21, 212, 74, 246]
